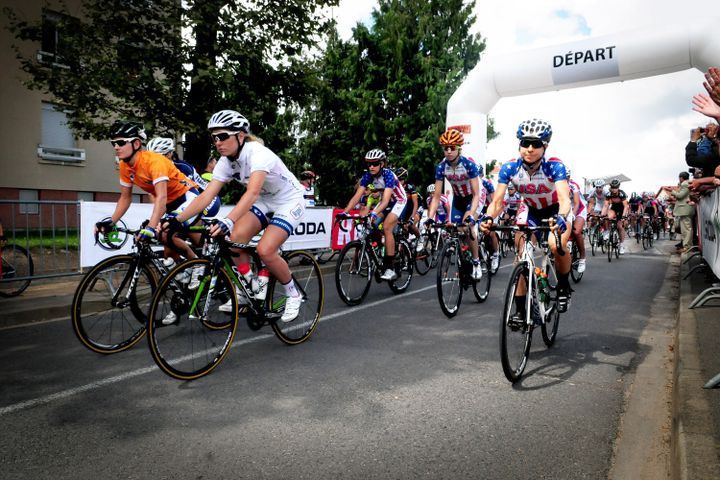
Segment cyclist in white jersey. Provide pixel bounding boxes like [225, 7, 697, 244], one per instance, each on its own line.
[168, 110, 305, 322]
[567, 169, 588, 272]
[480, 118, 574, 312]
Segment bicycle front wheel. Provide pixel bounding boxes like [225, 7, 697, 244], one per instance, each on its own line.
[147, 259, 238, 380]
[335, 241, 372, 305]
[71, 254, 155, 354]
[388, 241, 413, 294]
[436, 241, 462, 318]
[570, 242, 583, 283]
[500, 263, 533, 383]
[268, 250, 323, 345]
[0, 244, 34, 297]
[414, 234, 433, 276]
[472, 254, 491, 303]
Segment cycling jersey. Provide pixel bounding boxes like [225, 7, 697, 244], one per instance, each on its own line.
[629, 197, 642, 213]
[497, 157, 568, 210]
[503, 191, 522, 213]
[119, 151, 197, 203]
[174, 160, 209, 191]
[303, 185, 316, 207]
[426, 194, 450, 223]
[434, 155, 480, 197]
[359, 168, 407, 205]
[569, 179, 587, 219]
[588, 188, 608, 212]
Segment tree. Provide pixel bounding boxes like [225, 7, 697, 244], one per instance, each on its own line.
[294, 0, 488, 205]
[5, 0, 338, 170]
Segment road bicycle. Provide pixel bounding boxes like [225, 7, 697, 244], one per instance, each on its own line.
[436, 222, 491, 318]
[497, 219, 516, 259]
[494, 222, 563, 383]
[569, 239, 584, 283]
[146, 230, 324, 380]
[640, 215, 655, 250]
[588, 215, 605, 256]
[334, 214, 413, 306]
[0, 239, 34, 297]
[414, 223, 447, 276]
[606, 217, 622, 262]
[71, 224, 173, 354]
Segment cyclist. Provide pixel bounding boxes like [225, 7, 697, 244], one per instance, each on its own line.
[99, 121, 204, 298]
[394, 167, 422, 250]
[501, 182, 522, 222]
[477, 173, 500, 272]
[425, 184, 450, 223]
[600, 179, 629, 254]
[425, 129, 482, 280]
[480, 118, 574, 312]
[567, 169, 587, 273]
[338, 149, 408, 281]
[299, 170, 317, 207]
[164, 110, 306, 322]
[628, 192, 642, 239]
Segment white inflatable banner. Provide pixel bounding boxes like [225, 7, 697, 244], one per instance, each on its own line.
[80, 202, 334, 268]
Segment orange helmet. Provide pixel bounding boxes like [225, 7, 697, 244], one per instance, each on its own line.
[439, 129, 464, 146]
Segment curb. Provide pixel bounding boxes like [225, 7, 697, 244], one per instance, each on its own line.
[672, 255, 719, 480]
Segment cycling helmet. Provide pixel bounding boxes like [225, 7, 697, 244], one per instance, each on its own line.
[394, 167, 408, 181]
[109, 120, 147, 141]
[516, 118, 552, 143]
[427, 184, 435, 194]
[609, 179, 621, 188]
[439, 129, 464, 146]
[207, 110, 250, 132]
[364, 149, 386, 162]
[507, 182, 516, 190]
[593, 179, 605, 188]
[147, 137, 175, 155]
[299, 170, 315, 181]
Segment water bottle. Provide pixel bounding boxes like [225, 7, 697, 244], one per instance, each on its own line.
[253, 268, 270, 301]
[234, 265, 256, 298]
[535, 267, 549, 303]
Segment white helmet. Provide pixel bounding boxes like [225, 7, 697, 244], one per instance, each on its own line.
[364, 149, 386, 162]
[207, 110, 250, 132]
[147, 137, 175, 155]
[593, 179, 605, 188]
[516, 118, 552, 143]
[427, 184, 435, 194]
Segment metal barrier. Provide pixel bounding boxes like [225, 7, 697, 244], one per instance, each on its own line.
[0, 200, 82, 281]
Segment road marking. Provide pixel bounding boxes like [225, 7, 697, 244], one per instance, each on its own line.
[1, 276, 466, 417]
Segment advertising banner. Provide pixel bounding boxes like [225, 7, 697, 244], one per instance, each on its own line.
[697, 189, 720, 278]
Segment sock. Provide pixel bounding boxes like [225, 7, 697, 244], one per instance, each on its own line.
[557, 272, 570, 290]
[384, 255, 395, 270]
[282, 279, 300, 298]
[515, 295, 526, 316]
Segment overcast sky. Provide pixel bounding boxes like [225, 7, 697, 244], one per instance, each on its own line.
[332, 0, 715, 194]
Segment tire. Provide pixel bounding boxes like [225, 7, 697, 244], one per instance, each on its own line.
[472, 255, 491, 303]
[335, 241, 372, 305]
[541, 300, 560, 347]
[414, 233, 432, 276]
[648, 228, 654, 248]
[590, 229, 597, 257]
[71, 254, 155, 354]
[436, 240, 463, 318]
[607, 229, 613, 262]
[0, 244, 34, 297]
[614, 231, 621, 259]
[388, 241, 413, 293]
[570, 242, 583, 283]
[147, 259, 238, 380]
[641, 227, 650, 250]
[500, 263, 533, 383]
[269, 250, 323, 345]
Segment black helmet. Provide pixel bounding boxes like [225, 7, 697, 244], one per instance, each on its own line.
[109, 120, 147, 141]
[609, 179, 621, 188]
[299, 170, 315, 181]
[394, 167, 408, 181]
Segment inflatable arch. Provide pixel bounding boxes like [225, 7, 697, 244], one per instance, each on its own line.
[446, 19, 720, 165]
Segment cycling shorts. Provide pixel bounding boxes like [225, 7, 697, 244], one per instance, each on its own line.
[450, 195, 473, 223]
[250, 192, 305, 236]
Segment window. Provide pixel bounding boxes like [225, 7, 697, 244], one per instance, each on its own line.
[77, 192, 94, 202]
[38, 102, 85, 163]
[38, 10, 73, 66]
[19, 190, 39, 215]
[132, 194, 143, 204]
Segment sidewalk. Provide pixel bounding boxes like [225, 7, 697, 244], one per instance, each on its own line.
[674, 248, 720, 479]
[0, 276, 80, 328]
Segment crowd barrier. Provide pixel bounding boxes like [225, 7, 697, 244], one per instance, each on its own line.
[79, 202, 362, 268]
[696, 188, 720, 279]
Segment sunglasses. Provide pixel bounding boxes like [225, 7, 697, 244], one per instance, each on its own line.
[210, 132, 235, 143]
[366, 161, 382, 168]
[519, 138, 545, 149]
[110, 138, 135, 147]
[442, 145, 458, 152]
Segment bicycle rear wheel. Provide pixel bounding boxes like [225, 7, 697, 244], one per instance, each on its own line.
[388, 241, 413, 293]
[269, 250, 323, 345]
[335, 241, 372, 305]
[147, 259, 238, 380]
[500, 262, 532, 383]
[607, 230, 613, 262]
[71, 254, 155, 354]
[472, 254, 491, 302]
[436, 240, 462, 318]
[0, 244, 34, 297]
[414, 233, 433, 276]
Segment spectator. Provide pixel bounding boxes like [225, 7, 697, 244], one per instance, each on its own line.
[703, 66, 720, 105]
[671, 171, 694, 253]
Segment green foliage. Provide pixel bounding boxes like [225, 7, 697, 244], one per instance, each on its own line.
[5, 0, 338, 171]
[293, 0, 488, 205]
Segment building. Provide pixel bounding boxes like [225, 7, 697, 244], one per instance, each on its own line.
[0, 0, 148, 228]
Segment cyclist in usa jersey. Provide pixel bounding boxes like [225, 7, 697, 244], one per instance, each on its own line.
[169, 110, 306, 322]
[339, 149, 408, 281]
[426, 184, 450, 223]
[481, 118, 574, 312]
[567, 169, 587, 273]
[426, 129, 483, 280]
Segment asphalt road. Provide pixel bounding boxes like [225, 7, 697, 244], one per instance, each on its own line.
[0, 239, 675, 479]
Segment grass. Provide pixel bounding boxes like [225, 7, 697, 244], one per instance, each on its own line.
[4, 229, 79, 251]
